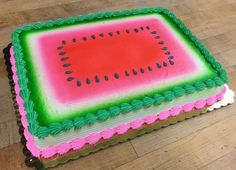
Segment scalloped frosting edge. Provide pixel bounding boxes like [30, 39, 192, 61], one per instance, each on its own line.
[10, 49, 229, 158]
[11, 7, 229, 138]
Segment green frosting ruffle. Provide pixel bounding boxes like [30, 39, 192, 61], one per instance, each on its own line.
[73, 117, 85, 130]
[131, 99, 143, 110]
[96, 110, 110, 121]
[37, 127, 49, 138]
[84, 113, 97, 125]
[153, 94, 165, 105]
[184, 84, 196, 94]
[194, 81, 206, 91]
[173, 87, 185, 97]
[49, 123, 63, 135]
[143, 97, 154, 108]
[62, 120, 74, 132]
[120, 103, 132, 113]
[163, 91, 175, 101]
[109, 106, 121, 117]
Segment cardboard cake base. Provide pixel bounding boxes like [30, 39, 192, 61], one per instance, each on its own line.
[3, 44, 233, 169]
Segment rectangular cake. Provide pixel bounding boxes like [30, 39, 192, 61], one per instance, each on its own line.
[5, 7, 234, 169]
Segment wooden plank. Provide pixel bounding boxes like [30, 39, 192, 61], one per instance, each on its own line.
[115, 115, 236, 170]
[0, 142, 137, 170]
[199, 150, 236, 170]
[186, 4, 236, 40]
[130, 104, 236, 157]
[0, 48, 21, 148]
[0, 26, 14, 49]
[201, 31, 236, 54]
[0, 0, 82, 16]
[0, 78, 16, 123]
[55, 142, 137, 170]
[215, 48, 236, 68]
[0, 119, 20, 149]
[0, 143, 31, 170]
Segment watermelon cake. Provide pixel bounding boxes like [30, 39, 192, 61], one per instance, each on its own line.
[5, 7, 234, 169]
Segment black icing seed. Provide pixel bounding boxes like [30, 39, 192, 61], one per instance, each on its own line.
[165, 51, 171, 55]
[57, 46, 63, 50]
[146, 26, 150, 30]
[91, 35, 96, 39]
[154, 36, 160, 39]
[140, 68, 145, 73]
[126, 29, 130, 33]
[86, 78, 91, 84]
[156, 63, 162, 68]
[59, 52, 66, 56]
[67, 77, 74, 81]
[125, 71, 130, 76]
[95, 75, 100, 83]
[159, 41, 164, 44]
[163, 61, 168, 67]
[63, 63, 71, 67]
[140, 26, 144, 30]
[62, 40, 66, 45]
[169, 60, 175, 65]
[147, 66, 153, 71]
[104, 75, 109, 81]
[61, 57, 69, 61]
[162, 47, 168, 50]
[132, 69, 138, 75]
[168, 56, 174, 59]
[65, 70, 72, 74]
[76, 80, 81, 86]
[134, 28, 139, 32]
[99, 33, 104, 37]
[72, 38, 76, 42]
[108, 32, 113, 36]
[114, 73, 120, 79]
[82, 37, 87, 41]
[151, 31, 157, 34]
[116, 31, 120, 35]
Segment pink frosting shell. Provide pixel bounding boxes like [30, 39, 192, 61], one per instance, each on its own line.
[145, 114, 158, 125]
[183, 103, 194, 112]
[71, 138, 86, 151]
[10, 47, 226, 159]
[101, 128, 115, 139]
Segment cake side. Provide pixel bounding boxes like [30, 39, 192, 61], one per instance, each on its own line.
[4, 43, 234, 168]
[11, 7, 228, 139]
[10, 48, 227, 157]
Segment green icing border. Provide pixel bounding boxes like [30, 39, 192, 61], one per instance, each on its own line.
[11, 7, 228, 138]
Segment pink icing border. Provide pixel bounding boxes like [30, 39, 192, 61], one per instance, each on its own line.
[10, 48, 226, 159]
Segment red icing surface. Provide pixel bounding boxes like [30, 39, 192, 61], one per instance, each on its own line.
[37, 16, 197, 103]
[64, 31, 164, 78]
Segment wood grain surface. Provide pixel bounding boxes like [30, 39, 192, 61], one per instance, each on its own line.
[0, 0, 235, 169]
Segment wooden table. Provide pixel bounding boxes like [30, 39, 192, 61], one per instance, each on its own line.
[0, 0, 236, 169]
